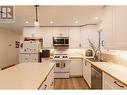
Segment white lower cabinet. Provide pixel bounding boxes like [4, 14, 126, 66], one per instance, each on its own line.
[103, 72, 127, 89]
[39, 67, 54, 90]
[70, 58, 82, 76]
[83, 59, 91, 88]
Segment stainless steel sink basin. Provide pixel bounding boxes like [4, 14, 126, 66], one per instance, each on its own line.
[86, 58, 106, 62]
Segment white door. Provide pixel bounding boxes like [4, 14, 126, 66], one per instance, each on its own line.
[83, 60, 91, 88]
[113, 6, 127, 50]
[23, 27, 35, 37]
[81, 25, 98, 48]
[53, 27, 69, 37]
[23, 27, 42, 38]
[69, 27, 81, 48]
[41, 27, 53, 48]
[70, 59, 82, 76]
[103, 6, 113, 49]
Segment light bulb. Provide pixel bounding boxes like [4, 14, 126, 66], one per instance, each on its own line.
[74, 20, 78, 24]
[50, 21, 54, 24]
[34, 21, 39, 26]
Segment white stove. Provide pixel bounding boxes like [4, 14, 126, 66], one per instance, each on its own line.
[53, 54, 70, 61]
[53, 54, 70, 78]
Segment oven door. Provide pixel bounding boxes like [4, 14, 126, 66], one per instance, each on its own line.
[54, 61, 69, 73]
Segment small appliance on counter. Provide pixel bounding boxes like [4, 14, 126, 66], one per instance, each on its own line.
[41, 49, 50, 58]
[85, 49, 93, 57]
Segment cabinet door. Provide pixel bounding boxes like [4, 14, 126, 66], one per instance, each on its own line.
[70, 59, 82, 76]
[46, 67, 54, 89]
[23, 27, 35, 37]
[113, 6, 127, 50]
[53, 27, 69, 37]
[23, 27, 42, 38]
[41, 27, 53, 48]
[83, 60, 91, 88]
[69, 27, 81, 48]
[103, 6, 113, 49]
[103, 72, 127, 89]
[39, 67, 54, 90]
[83, 59, 86, 78]
[81, 25, 98, 48]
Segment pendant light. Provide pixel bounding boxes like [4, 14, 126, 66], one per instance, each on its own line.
[34, 5, 39, 26]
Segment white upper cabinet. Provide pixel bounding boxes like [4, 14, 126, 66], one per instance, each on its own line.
[23, 27, 35, 38]
[103, 6, 113, 49]
[41, 27, 53, 48]
[113, 6, 127, 50]
[103, 6, 127, 50]
[81, 25, 98, 48]
[23, 26, 99, 49]
[23, 27, 42, 38]
[52, 27, 69, 37]
[69, 27, 81, 48]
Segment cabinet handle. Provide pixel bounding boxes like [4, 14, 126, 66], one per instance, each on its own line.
[85, 62, 87, 66]
[50, 82, 54, 86]
[114, 81, 124, 88]
[44, 84, 47, 90]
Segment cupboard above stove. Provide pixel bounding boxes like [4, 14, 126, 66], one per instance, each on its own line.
[23, 25, 98, 49]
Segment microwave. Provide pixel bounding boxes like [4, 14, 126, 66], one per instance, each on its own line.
[53, 37, 69, 46]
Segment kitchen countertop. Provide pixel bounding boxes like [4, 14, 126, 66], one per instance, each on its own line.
[0, 62, 55, 89]
[70, 55, 94, 59]
[91, 62, 127, 86]
[70, 55, 127, 86]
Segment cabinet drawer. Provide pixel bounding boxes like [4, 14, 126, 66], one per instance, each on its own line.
[103, 72, 127, 89]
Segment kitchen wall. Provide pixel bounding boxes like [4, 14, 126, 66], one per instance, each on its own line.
[101, 49, 127, 67]
[0, 28, 21, 69]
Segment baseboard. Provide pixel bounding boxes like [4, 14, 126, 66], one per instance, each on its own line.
[1, 64, 16, 70]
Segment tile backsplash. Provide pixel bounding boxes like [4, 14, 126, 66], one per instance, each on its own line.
[101, 49, 127, 67]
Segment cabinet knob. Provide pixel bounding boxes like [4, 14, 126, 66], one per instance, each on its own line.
[44, 85, 47, 90]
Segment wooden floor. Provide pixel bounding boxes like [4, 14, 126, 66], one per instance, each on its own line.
[54, 77, 89, 89]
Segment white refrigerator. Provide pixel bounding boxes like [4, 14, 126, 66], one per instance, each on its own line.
[19, 41, 41, 63]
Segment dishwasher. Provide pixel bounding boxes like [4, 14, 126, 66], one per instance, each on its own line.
[91, 64, 102, 89]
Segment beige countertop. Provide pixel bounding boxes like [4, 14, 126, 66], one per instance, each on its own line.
[70, 55, 94, 59]
[70, 55, 127, 86]
[91, 62, 127, 86]
[0, 62, 55, 89]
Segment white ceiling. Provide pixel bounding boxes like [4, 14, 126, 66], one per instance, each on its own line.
[0, 6, 104, 32]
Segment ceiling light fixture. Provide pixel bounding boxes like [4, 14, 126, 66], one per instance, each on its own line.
[50, 21, 54, 24]
[74, 20, 78, 24]
[95, 17, 99, 20]
[25, 21, 29, 24]
[34, 5, 39, 26]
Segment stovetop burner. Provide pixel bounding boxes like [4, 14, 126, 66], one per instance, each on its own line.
[53, 54, 70, 60]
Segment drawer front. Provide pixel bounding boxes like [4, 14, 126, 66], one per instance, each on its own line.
[103, 72, 127, 89]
